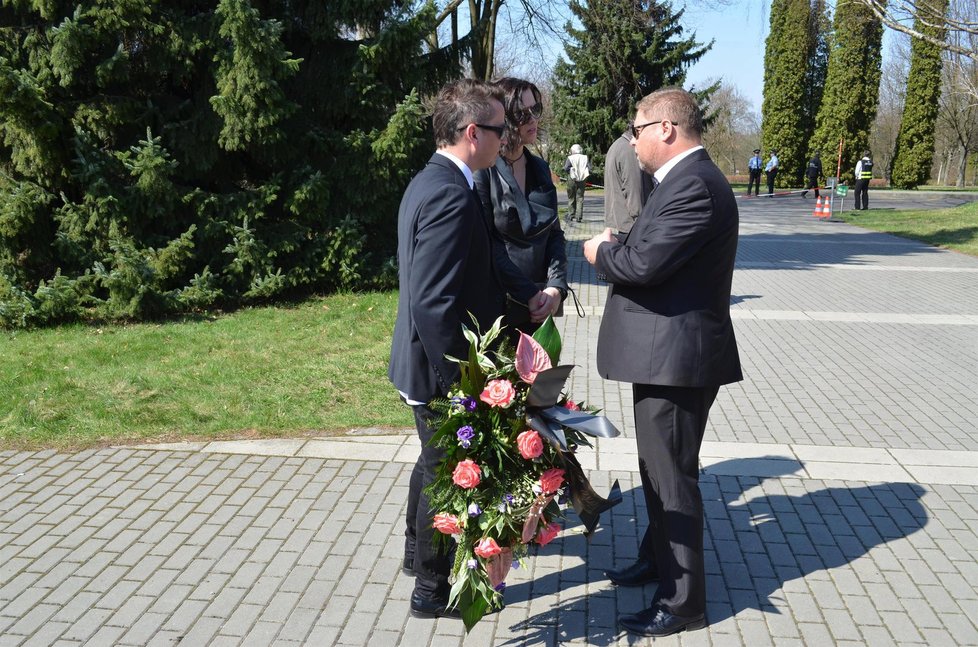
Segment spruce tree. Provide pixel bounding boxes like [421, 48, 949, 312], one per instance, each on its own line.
[761, 0, 827, 187]
[809, 0, 886, 178]
[890, 0, 948, 189]
[0, 1, 462, 326]
[550, 0, 711, 170]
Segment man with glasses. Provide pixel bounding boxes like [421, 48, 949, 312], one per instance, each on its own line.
[389, 78, 509, 620]
[583, 87, 742, 638]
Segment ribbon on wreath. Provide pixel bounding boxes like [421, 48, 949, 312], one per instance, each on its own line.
[523, 365, 623, 535]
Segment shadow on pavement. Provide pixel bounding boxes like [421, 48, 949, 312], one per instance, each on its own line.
[500, 457, 928, 645]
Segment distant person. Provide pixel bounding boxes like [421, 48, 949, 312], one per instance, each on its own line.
[747, 148, 762, 196]
[853, 150, 873, 210]
[563, 144, 590, 223]
[604, 129, 654, 234]
[475, 77, 567, 331]
[801, 152, 822, 199]
[764, 150, 779, 195]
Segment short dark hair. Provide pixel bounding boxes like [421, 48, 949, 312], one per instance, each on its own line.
[635, 87, 704, 137]
[432, 78, 504, 148]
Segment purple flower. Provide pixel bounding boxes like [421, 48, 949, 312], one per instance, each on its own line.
[461, 397, 477, 411]
[468, 503, 482, 517]
[467, 559, 478, 570]
[456, 425, 475, 449]
[504, 493, 515, 505]
[494, 582, 506, 592]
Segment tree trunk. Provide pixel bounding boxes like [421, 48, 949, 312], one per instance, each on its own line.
[957, 144, 968, 187]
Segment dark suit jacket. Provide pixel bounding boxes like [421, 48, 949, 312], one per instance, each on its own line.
[389, 154, 506, 403]
[595, 148, 742, 387]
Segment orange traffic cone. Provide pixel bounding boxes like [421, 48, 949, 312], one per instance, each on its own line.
[812, 197, 823, 218]
[820, 199, 832, 219]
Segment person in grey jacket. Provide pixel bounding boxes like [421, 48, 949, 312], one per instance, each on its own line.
[604, 129, 654, 234]
[475, 77, 567, 331]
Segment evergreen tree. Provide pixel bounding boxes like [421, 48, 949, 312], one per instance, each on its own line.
[890, 0, 948, 189]
[809, 0, 886, 177]
[761, 0, 827, 187]
[0, 1, 464, 326]
[550, 0, 711, 171]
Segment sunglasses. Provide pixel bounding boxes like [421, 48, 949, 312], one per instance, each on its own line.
[513, 102, 544, 125]
[630, 120, 680, 139]
[458, 123, 507, 138]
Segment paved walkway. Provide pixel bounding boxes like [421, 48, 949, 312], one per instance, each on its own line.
[2, 190, 978, 646]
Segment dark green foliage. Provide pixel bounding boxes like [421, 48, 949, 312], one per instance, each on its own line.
[890, 0, 947, 189]
[550, 0, 711, 171]
[762, 0, 829, 187]
[0, 0, 460, 326]
[809, 0, 886, 175]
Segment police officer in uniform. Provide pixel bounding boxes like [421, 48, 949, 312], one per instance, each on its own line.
[747, 149, 762, 196]
[853, 150, 873, 210]
[801, 152, 822, 199]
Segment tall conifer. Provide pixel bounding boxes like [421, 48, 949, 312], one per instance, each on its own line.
[0, 1, 462, 326]
[809, 0, 886, 176]
[890, 0, 948, 189]
[550, 0, 710, 168]
[761, 0, 827, 187]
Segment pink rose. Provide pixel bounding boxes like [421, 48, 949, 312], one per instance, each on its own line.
[452, 459, 482, 489]
[517, 429, 544, 460]
[474, 537, 502, 559]
[539, 467, 565, 494]
[536, 522, 560, 546]
[480, 379, 515, 408]
[432, 513, 462, 535]
[515, 332, 552, 384]
[564, 400, 580, 411]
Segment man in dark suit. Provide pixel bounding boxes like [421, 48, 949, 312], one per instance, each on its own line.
[389, 79, 545, 620]
[583, 87, 742, 638]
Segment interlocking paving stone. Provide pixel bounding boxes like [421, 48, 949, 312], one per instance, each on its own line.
[4, 193, 978, 645]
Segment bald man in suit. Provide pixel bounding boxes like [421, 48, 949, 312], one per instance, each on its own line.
[584, 87, 742, 638]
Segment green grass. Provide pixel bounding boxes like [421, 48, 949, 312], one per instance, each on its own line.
[0, 292, 412, 450]
[838, 199, 978, 257]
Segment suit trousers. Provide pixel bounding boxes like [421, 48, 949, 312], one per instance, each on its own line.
[404, 405, 453, 598]
[854, 179, 869, 210]
[747, 169, 761, 196]
[766, 170, 777, 194]
[632, 383, 719, 617]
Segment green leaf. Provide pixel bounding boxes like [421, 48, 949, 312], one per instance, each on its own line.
[531, 315, 562, 365]
[461, 589, 489, 632]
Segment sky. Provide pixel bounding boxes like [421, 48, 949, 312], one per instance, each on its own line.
[682, 1, 771, 110]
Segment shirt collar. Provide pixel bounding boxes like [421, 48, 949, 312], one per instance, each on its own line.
[436, 150, 475, 189]
[653, 145, 704, 184]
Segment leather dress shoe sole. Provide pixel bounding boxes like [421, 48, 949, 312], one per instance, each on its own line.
[619, 607, 706, 637]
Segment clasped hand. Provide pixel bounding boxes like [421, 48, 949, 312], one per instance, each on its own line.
[583, 228, 615, 265]
[528, 287, 563, 323]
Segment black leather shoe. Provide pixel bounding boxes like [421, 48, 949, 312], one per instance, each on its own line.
[409, 592, 462, 619]
[619, 605, 706, 637]
[605, 559, 658, 586]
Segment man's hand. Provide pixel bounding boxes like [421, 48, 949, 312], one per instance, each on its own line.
[583, 227, 615, 265]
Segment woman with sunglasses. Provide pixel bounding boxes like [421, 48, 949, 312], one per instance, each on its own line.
[474, 77, 568, 332]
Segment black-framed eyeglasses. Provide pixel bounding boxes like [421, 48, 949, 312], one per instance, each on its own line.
[514, 102, 544, 125]
[459, 123, 507, 138]
[631, 120, 679, 139]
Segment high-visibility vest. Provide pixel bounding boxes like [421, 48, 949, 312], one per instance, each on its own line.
[860, 159, 873, 179]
